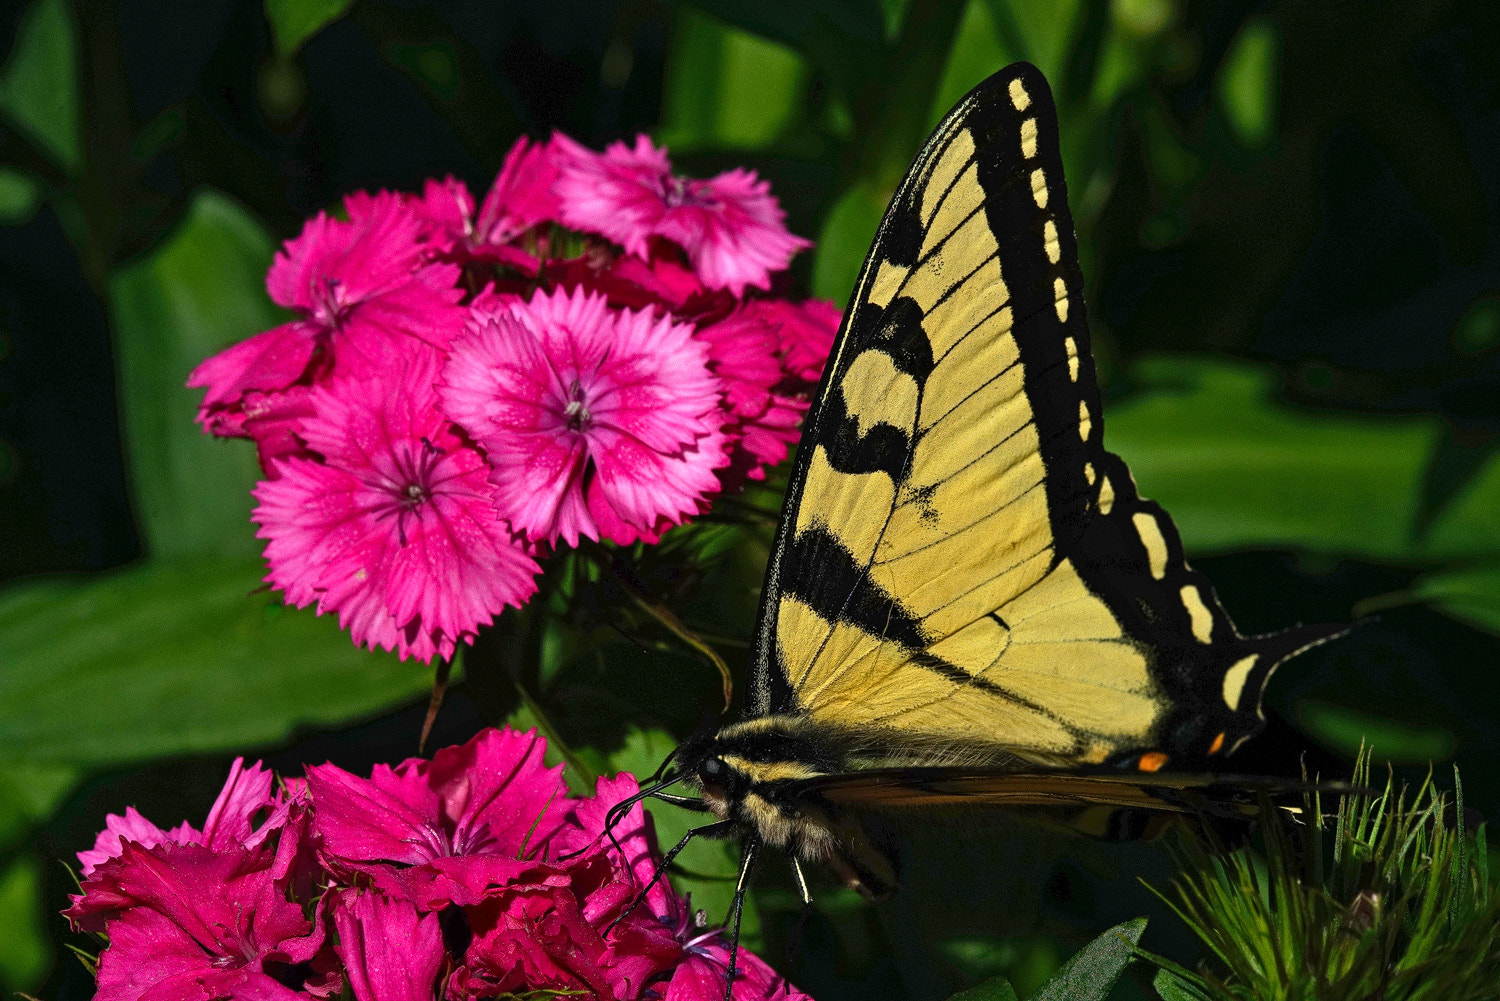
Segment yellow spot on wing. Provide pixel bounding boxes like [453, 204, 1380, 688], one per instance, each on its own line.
[1064, 334, 1078, 380]
[1030, 168, 1049, 208]
[1009, 77, 1031, 111]
[1043, 220, 1060, 263]
[868, 258, 911, 309]
[1222, 654, 1259, 712]
[1083, 461, 1095, 485]
[1054, 276, 1069, 322]
[1180, 584, 1214, 643]
[1132, 512, 1168, 579]
[1078, 399, 1091, 441]
[1098, 476, 1115, 514]
[1020, 117, 1038, 159]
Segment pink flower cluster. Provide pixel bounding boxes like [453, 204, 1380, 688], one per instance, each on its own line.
[67, 727, 806, 1001]
[189, 135, 838, 662]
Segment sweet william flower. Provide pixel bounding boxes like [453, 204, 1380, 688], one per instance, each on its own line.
[190, 189, 466, 449]
[253, 349, 539, 662]
[66, 841, 331, 1001]
[332, 890, 445, 1001]
[77, 757, 275, 878]
[554, 133, 810, 297]
[439, 286, 728, 547]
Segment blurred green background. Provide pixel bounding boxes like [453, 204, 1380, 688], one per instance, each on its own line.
[2, 1, 1499, 998]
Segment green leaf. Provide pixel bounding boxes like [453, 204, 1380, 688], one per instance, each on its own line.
[0, 0, 80, 173]
[1106, 356, 1440, 559]
[0, 167, 42, 224]
[108, 190, 284, 559]
[1410, 563, 1500, 634]
[0, 555, 429, 767]
[812, 177, 889, 305]
[264, 0, 355, 57]
[660, 7, 808, 152]
[930, 1, 1013, 129]
[1216, 18, 1278, 150]
[1292, 699, 1456, 763]
[677, 0, 885, 93]
[0, 855, 48, 994]
[1029, 917, 1146, 1001]
[946, 974, 1020, 1001]
[1152, 968, 1215, 1001]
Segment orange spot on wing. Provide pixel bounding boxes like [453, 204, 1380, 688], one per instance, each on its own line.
[1208, 732, 1226, 755]
[1137, 752, 1170, 773]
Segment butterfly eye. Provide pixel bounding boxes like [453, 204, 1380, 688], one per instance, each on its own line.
[698, 757, 727, 788]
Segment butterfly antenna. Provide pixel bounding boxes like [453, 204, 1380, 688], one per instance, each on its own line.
[721, 834, 763, 1001]
[553, 766, 683, 864]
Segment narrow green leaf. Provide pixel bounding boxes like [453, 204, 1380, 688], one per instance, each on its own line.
[930, 2, 1013, 129]
[1029, 917, 1146, 1001]
[0, 555, 429, 767]
[108, 190, 283, 559]
[0, 0, 80, 173]
[264, 0, 355, 56]
[1216, 18, 1278, 149]
[946, 974, 1020, 1001]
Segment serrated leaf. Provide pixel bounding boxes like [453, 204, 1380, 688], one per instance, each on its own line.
[108, 190, 283, 559]
[264, 0, 355, 56]
[946, 974, 1020, 1001]
[1152, 968, 1215, 1001]
[0, 555, 429, 767]
[0, 0, 80, 173]
[1029, 917, 1145, 1001]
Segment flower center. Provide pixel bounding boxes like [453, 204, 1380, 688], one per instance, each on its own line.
[562, 380, 591, 431]
[660, 175, 715, 209]
[309, 277, 352, 329]
[379, 437, 445, 546]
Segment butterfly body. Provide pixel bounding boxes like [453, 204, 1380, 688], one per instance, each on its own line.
[652, 61, 1343, 943]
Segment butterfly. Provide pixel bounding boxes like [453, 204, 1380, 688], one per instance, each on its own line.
[609, 61, 1344, 993]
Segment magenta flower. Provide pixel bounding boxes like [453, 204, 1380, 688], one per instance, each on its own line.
[306, 727, 571, 905]
[252, 350, 540, 662]
[332, 890, 446, 1001]
[67, 841, 331, 1001]
[554, 133, 810, 296]
[77, 757, 275, 878]
[416, 137, 564, 275]
[189, 189, 466, 445]
[699, 298, 840, 487]
[439, 286, 728, 546]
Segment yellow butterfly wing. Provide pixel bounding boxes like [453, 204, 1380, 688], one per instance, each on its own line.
[748, 63, 1338, 771]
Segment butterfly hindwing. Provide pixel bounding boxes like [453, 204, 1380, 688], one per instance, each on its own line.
[747, 64, 1338, 770]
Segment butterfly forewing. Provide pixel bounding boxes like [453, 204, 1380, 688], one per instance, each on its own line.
[748, 64, 1338, 769]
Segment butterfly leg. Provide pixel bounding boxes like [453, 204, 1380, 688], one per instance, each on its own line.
[606, 818, 735, 935]
[722, 834, 763, 1001]
[784, 857, 814, 968]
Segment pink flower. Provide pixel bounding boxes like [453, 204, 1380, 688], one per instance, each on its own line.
[306, 727, 571, 906]
[77, 758, 276, 878]
[332, 891, 445, 1001]
[698, 298, 840, 488]
[189, 189, 466, 449]
[252, 350, 539, 662]
[554, 134, 810, 296]
[415, 138, 564, 277]
[439, 286, 728, 547]
[67, 841, 329, 1001]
